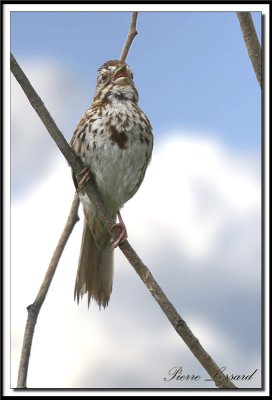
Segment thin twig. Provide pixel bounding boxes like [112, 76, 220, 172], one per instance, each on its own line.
[236, 12, 262, 88]
[16, 194, 80, 388]
[11, 52, 236, 389]
[120, 12, 138, 62]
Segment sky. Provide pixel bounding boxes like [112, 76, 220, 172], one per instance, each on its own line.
[6, 4, 264, 394]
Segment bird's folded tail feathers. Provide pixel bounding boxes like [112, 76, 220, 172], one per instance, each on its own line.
[74, 218, 113, 308]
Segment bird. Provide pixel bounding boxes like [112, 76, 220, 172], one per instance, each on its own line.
[70, 60, 153, 308]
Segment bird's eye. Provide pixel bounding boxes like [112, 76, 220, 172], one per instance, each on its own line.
[129, 70, 134, 80]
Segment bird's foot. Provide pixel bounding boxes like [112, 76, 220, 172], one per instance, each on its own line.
[111, 211, 128, 248]
[77, 167, 92, 191]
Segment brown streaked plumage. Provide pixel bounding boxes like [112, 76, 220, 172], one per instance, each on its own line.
[71, 60, 153, 308]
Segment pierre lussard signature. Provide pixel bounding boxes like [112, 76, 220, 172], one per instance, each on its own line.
[164, 366, 258, 383]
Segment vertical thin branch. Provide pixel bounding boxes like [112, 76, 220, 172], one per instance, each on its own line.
[237, 12, 262, 88]
[16, 194, 80, 388]
[120, 12, 138, 62]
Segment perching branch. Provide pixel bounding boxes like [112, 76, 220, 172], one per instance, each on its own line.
[10, 53, 114, 232]
[120, 12, 138, 62]
[11, 49, 236, 389]
[16, 194, 80, 388]
[236, 12, 262, 88]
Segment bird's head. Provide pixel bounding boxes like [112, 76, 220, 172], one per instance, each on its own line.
[93, 60, 139, 104]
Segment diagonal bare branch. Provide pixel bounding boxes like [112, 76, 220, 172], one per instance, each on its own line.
[120, 12, 138, 62]
[237, 12, 262, 88]
[11, 51, 236, 389]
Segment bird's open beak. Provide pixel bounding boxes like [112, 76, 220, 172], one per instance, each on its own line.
[112, 65, 129, 85]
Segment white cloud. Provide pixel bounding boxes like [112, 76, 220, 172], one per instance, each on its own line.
[123, 134, 260, 262]
[10, 133, 261, 389]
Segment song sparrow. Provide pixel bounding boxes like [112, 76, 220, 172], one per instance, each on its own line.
[70, 60, 153, 308]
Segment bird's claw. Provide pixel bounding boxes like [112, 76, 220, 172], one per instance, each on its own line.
[111, 222, 128, 248]
[77, 167, 92, 192]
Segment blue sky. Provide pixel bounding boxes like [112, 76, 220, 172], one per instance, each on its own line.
[9, 8, 263, 392]
[11, 11, 261, 150]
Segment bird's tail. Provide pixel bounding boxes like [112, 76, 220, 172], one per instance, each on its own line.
[74, 218, 113, 308]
